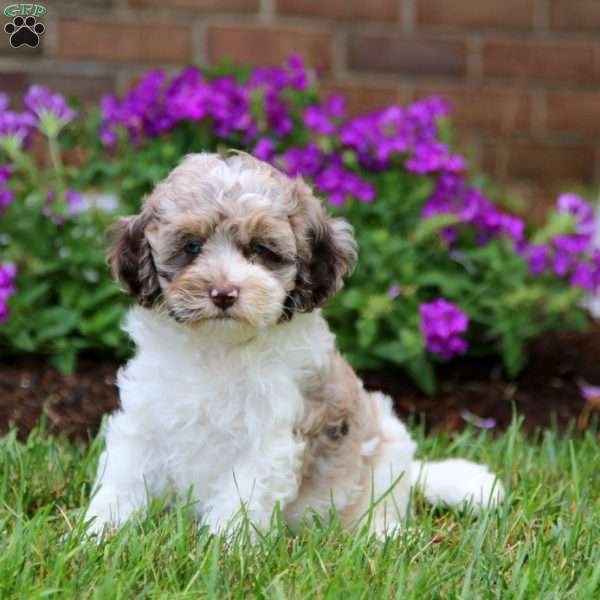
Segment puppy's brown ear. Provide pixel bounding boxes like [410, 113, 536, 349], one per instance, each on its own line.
[107, 213, 160, 307]
[289, 181, 357, 314]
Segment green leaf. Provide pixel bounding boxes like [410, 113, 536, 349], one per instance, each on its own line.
[34, 308, 80, 345]
[50, 349, 77, 375]
[78, 304, 125, 336]
[500, 335, 526, 378]
[372, 341, 411, 364]
[11, 329, 36, 352]
[531, 212, 577, 245]
[411, 214, 460, 244]
[357, 318, 377, 348]
[404, 356, 437, 396]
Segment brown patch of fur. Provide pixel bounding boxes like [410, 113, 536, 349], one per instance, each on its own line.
[285, 353, 379, 529]
[107, 209, 160, 307]
[285, 180, 357, 316]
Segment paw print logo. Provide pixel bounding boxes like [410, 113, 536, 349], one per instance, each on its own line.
[4, 15, 45, 48]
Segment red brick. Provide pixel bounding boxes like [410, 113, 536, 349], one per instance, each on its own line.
[418, 0, 534, 30]
[549, 0, 600, 32]
[348, 35, 468, 77]
[483, 40, 597, 84]
[414, 86, 531, 132]
[319, 82, 402, 116]
[207, 26, 332, 72]
[57, 19, 192, 63]
[0, 72, 28, 98]
[56, 0, 111, 5]
[480, 140, 501, 176]
[276, 0, 398, 21]
[492, 180, 560, 224]
[128, 0, 259, 11]
[30, 74, 115, 101]
[506, 141, 595, 182]
[448, 129, 487, 170]
[545, 93, 600, 134]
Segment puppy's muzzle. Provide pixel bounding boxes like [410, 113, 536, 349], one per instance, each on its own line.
[209, 283, 240, 310]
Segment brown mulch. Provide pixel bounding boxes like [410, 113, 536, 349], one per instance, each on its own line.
[1, 325, 600, 441]
[363, 325, 600, 434]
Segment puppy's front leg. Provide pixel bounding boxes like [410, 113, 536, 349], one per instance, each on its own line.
[84, 444, 157, 536]
[202, 430, 304, 535]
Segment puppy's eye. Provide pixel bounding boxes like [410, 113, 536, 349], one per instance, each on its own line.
[184, 241, 203, 255]
[252, 243, 271, 256]
[251, 243, 279, 261]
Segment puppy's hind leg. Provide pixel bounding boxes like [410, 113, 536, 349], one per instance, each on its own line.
[358, 392, 418, 538]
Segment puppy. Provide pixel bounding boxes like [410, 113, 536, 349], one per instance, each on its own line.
[85, 152, 503, 537]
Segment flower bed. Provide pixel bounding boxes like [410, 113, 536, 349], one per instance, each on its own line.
[0, 56, 598, 393]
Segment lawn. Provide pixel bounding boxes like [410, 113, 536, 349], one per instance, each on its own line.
[1, 419, 599, 599]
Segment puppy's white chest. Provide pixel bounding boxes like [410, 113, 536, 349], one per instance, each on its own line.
[113, 308, 335, 502]
[150, 359, 301, 495]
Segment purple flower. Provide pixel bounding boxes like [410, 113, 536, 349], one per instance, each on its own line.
[305, 95, 346, 136]
[0, 164, 14, 215]
[388, 285, 402, 299]
[526, 244, 549, 275]
[314, 159, 375, 205]
[551, 235, 590, 276]
[552, 249, 571, 277]
[280, 143, 324, 177]
[163, 67, 211, 124]
[42, 188, 85, 221]
[0, 188, 13, 215]
[252, 138, 276, 161]
[557, 193, 595, 239]
[0, 107, 37, 147]
[406, 141, 466, 175]
[287, 53, 310, 91]
[592, 250, 600, 288]
[24, 85, 77, 130]
[0, 262, 17, 324]
[422, 173, 524, 246]
[339, 97, 457, 173]
[65, 189, 84, 211]
[460, 410, 496, 430]
[420, 298, 469, 360]
[305, 105, 336, 135]
[100, 70, 167, 144]
[264, 89, 292, 136]
[0, 164, 11, 184]
[209, 76, 253, 137]
[248, 54, 309, 92]
[570, 262, 596, 291]
[498, 214, 525, 244]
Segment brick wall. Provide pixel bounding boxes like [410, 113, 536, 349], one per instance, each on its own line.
[1, 0, 599, 213]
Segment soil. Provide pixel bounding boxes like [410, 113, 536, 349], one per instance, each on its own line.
[2, 325, 600, 441]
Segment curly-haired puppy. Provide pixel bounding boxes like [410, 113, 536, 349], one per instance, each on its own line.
[85, 153, 503, 537]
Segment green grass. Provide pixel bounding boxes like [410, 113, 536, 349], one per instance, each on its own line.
[1, 419, 599, 599]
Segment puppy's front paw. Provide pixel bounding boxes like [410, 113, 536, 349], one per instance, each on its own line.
[373, 520, 403, 540]
[82, 508, 118, 540]
[203, 503, 271, 540]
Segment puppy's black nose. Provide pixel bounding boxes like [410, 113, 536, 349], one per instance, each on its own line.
[209, 284, 240, 309]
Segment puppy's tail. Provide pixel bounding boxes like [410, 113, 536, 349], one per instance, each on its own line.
[411, 458, 504, 512]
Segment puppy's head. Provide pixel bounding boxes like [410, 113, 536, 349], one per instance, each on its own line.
[108, 152, 356, 332]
